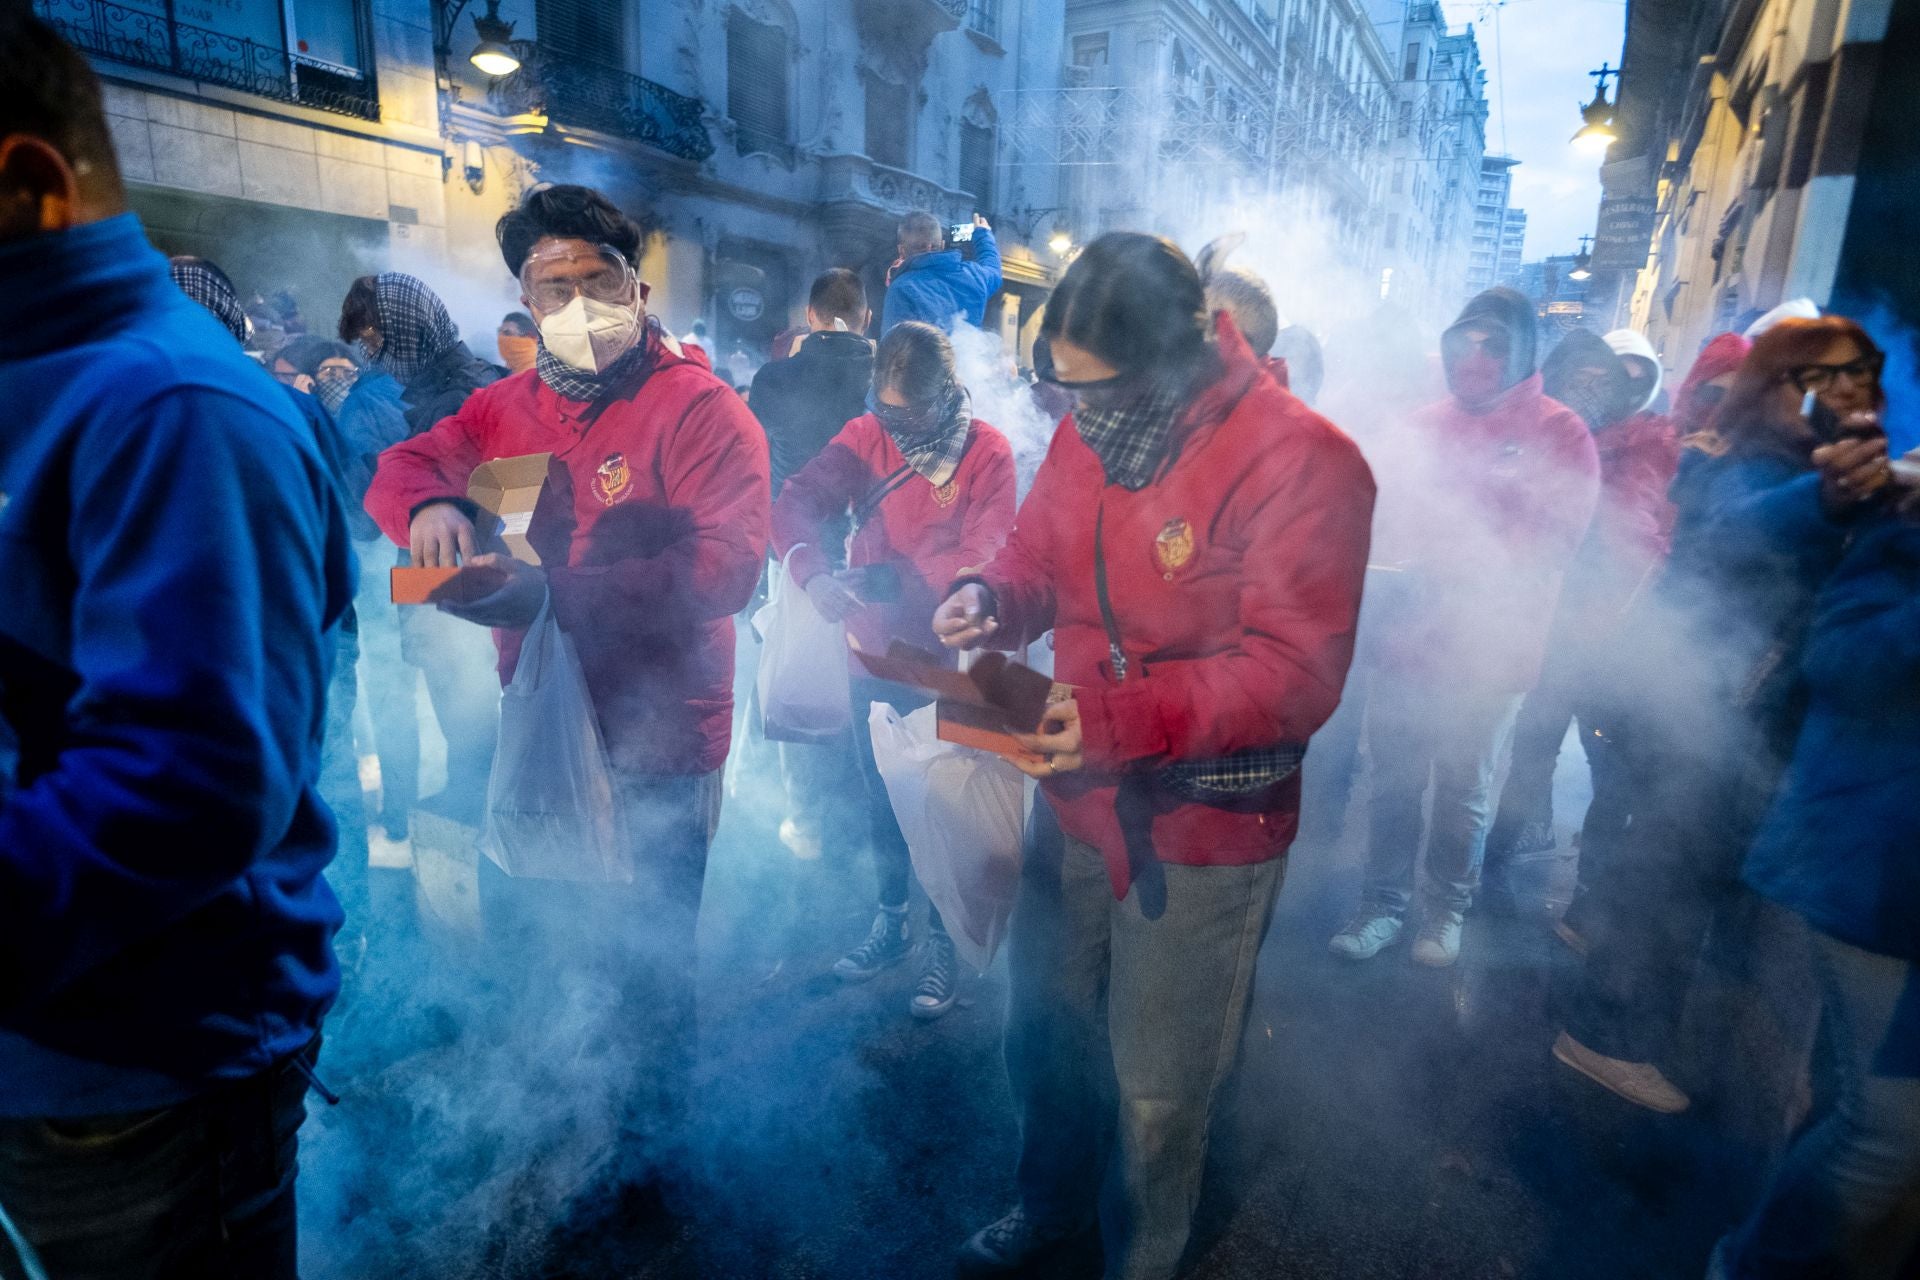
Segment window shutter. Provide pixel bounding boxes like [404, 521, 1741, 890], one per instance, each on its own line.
[728, 12, 791, 157]
[866, 78, 911, 169]
[959, 121, 995, 213]
[537, 0, 625, 58]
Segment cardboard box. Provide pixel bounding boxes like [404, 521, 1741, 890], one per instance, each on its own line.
[467, 452, 556, 566]
[389, 563, 511, 606]
[855, 642, 1062, 764]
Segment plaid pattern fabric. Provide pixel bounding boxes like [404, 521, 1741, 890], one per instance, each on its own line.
[370, 273, 461, 385]
[885, 390, 974, 484]
[534, 320, 660, 404]
[1160, 743, 1307, 802]
[1071, 380, 1190, 490]
[168, 260, 247, 343]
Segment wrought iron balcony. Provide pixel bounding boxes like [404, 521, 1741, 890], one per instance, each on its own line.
[489, 52, 714, 162]
[33, 0, 379, 121]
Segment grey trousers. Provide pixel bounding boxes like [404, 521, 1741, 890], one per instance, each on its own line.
[1006, 801, 1284, 1280]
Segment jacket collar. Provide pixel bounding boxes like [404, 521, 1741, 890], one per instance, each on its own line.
[1450, 371, 1546, 420]
[899, 248, 960, 278]
[0, 214, 173, 362]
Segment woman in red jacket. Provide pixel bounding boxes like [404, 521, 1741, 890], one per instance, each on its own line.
[772, 320, 1016, 1019]
[933, 234, 1375, 1280]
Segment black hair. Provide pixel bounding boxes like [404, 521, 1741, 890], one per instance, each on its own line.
[0, 10, 122, 200]
[499, 311, 536, 335]
[809, 268, 867, 326]
[1041, 232, 1208, 376]
[276, 335, 355, 375]
[874, 321, 958, 405]
[496, 184, 643, 277]
[898, 210, 944, 252]
[338, 275, 380, 342]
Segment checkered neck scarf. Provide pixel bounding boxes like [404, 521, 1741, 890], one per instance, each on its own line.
[169, 260, 247, 343]
[370, 273, 460, 386]
[536, 318, 661, 406]
[1072, 378, 1191, 491]
[880, 388, 974, 485]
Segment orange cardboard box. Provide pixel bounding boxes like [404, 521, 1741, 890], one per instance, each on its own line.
[854, 642, 1063, 764]
[389, 563, 511, 606]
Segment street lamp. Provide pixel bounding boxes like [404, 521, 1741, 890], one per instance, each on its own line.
[1568, 236, 1594, 282]
[1047, 230, 1074, 256]
[1571, 63, 1618, 153]
[435, 0, 522, 78]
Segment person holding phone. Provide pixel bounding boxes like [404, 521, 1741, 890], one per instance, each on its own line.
[881, 210, 1002, 335]
[934, 233, 1373, 1279]
[771, 321, 1015, 1018]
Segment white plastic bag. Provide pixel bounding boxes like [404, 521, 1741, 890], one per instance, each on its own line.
[753, 546, 851, 743]
[480, 597, 629, 883]
[869, 703, 1025, 971]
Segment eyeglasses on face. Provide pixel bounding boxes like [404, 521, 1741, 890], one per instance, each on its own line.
[1788, 354, 1883, 393]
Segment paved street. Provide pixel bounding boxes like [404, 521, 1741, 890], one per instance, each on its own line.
[303, 725, 1791, 1280]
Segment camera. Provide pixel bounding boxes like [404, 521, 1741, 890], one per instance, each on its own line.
[948, 223, 976, 244]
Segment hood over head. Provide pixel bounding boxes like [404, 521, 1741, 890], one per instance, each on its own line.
[1743, 297, 1820, 339]
[168, 257, 248, 345]
[370, 272, 462, 385]
[1542, 329, 1631, 430]
[1442, 287, 1536, 404]
[1674, 331, 1753, 434]
[1604, 328, 1663, 412]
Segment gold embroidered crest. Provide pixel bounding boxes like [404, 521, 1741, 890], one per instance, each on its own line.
[592, 452, 631, 506]
[932, 480, 959, 508]
[1154, 518, 1195, 575]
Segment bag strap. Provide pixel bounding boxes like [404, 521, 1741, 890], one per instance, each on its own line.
[1094, 502, 1129, 682]
[851, 463, 915, 528]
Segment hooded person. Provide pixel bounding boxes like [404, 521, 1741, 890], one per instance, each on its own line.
[338, 271, 501, 435]
[1484, 328, 1683, 904]
[881, 210, 1003, 334]
[364, 183, 769, 1200]
[1672, 331, 1753, 439]
[1329, 286, 1601, 969]
[933, 232, 1374, 1279]
[771, 320, 1016, 1018]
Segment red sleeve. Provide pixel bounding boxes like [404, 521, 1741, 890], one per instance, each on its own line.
[979, 424, 1080, 647]
[364, 392, 492, 545]
[1075, 426, 1377, 769]
[1528, 412, 1604, 570]
[913, 426, 1016, 594]
[546, 386, 771, 636]
[771, 419, 872, 587]
[1604, 416, 1680, 560]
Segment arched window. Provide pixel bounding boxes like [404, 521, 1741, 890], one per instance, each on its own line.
[960, 92, 998, 215]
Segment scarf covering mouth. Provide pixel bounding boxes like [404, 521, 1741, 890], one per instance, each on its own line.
[535, 316, 662, 405]
[875, 388, 974, 485]
[169, 260, 248, 344]
[1072, 378, 1191, 490]
[371, 272, 461, 385]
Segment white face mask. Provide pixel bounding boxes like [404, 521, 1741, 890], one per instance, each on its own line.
[537, 295, 641, 374]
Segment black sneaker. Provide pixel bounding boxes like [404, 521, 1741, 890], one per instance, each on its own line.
[1508, 819, 1558, 859]
[956, 1206, 1089, 1277]
[833, 907, 911, 981]
[911, 931, 958, 1020]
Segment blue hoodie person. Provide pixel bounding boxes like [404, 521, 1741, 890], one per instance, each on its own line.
[881, 211, 1003, 334]
[0, 14, 352, 1275]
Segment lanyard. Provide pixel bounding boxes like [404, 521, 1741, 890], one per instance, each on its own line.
[1093, 500, 1131, 682]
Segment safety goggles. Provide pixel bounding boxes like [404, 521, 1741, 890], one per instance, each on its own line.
[518, 242, 641, 314]
[1788, 354, 1883, 394]
[1442, 330, 1510, 364]
[1032, 333, 1130, 393]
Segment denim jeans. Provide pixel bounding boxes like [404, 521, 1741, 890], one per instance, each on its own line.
[1006, 801, 1283, 1280]
[0, 1040, 315, 1280]
[1726, 932, 1920, 1279]
[850, 681, 943, 932]
[1362, 680, 1524, 916]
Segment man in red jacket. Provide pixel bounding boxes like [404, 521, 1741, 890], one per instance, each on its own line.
[935, 234, 1374, 1279]
[773, 321, 1016, 1018]
[1329, 287, 1601, 968]
[363, 184, 769, 1191]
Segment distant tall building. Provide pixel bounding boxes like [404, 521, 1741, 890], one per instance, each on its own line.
[1468, 154, 1524, 295]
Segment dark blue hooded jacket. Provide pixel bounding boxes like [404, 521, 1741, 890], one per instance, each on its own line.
[0, 214, 353, 1117]
[880, 225, 1003, 334]
[1745, 514, 1920, 962]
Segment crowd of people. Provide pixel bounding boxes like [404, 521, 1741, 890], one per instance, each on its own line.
[1, 10, 1916, 1280]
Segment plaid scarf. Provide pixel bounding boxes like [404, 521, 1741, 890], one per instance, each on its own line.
[879, 388, 974, 485]
[371, 272, 460, 385]
[169, 259, 247, 343]
[536, 318, 661, 406]
[1072, 379, 1190, 490]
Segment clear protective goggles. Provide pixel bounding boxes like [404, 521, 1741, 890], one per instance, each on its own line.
[518, 242, 645, 314]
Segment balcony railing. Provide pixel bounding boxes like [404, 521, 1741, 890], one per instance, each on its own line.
[34, 0, 379, 121]
[490, 53, 714, 162]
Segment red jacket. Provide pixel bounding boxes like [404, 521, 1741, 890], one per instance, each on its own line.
[980, 322, 1375, 895]
[772, 414, 1016, 664]
[365, 332, 771, 775]
[1370, 374, 1601, 692]
[1569, 410, 1680, 622]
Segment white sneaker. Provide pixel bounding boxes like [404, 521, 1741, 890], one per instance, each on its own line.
[1329, 910, 1403, 960]
[1552, 1030, 1691, 1114]
[1412, 909, 1464, 967]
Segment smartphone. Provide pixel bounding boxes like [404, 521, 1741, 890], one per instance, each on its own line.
[948, 223, 976, 244]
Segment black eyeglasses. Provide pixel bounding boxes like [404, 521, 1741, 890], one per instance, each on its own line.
[1789, 354, 1883, 394]
[1032, 334, 1130, 392]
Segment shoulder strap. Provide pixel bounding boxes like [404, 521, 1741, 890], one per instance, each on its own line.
[1094, 502, 1129, 682]
[851, 463, 915, 527]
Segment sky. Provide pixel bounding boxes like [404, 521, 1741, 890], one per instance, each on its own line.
[1469, 0, 1629, 263]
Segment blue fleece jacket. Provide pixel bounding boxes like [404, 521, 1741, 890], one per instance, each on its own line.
[1745, 515, 1920, 962]
[880, 226, 1003, 334]
[0, 214, 353, 1117]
